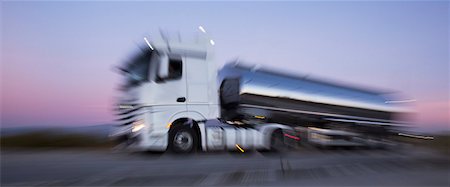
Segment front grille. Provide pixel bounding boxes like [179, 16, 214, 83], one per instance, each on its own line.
[115, 103, 144, 126]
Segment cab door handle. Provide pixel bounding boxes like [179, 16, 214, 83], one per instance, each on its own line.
[177, 97, 186, 103]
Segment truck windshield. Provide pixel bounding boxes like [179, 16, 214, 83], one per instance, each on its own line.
[118, 48, 154, 90]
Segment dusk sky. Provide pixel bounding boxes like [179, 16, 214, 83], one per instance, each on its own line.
[1, 1, 448, 132]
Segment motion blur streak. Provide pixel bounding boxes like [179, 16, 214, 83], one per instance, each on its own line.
[398, 133, 434, 140]
[385, 99, 417, 104]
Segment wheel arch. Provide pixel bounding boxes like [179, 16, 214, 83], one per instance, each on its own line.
[168, 112, 205, 151]
[259, 124, 293, 149]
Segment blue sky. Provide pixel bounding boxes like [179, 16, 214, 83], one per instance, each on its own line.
[1, 1, 448, 131]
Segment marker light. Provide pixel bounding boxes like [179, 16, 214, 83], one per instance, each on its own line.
[198, 26, 206, 33]
[143, 37, 154, 50]
[284, 133, 301, 141]
[254, 115, 266, 119]
[235, 144, 245, 152]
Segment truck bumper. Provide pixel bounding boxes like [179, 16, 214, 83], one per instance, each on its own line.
[111, 130, 168, 152]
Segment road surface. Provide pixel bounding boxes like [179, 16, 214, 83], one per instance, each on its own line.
[1, 147, 449, 186]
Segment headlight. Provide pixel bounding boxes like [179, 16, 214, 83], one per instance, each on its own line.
[131, 119, 145, 132]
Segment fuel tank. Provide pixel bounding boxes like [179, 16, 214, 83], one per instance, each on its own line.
[218, 63, 407, 126]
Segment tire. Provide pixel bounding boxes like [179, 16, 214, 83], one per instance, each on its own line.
[270, 129, 288, 152]
[169, 127, 198, 153]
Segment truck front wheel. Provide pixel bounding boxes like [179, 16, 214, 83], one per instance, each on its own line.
[169, 127, 197, 153]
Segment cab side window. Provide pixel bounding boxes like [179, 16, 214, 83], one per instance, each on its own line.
[167, 57, 182, 80]
[157, 56, 182, 83]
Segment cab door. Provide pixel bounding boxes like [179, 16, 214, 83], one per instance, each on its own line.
[185, 57, 209, 114]
[154, 54, 187, 111]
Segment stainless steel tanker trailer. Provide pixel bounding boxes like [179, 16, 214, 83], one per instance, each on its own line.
[218, 63, 409, 147]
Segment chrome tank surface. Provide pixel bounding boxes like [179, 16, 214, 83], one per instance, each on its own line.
[218, 63, 408, 125]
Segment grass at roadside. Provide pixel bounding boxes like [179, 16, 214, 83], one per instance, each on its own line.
[0, 131, 112, 148]
[395, 133, 449, 155]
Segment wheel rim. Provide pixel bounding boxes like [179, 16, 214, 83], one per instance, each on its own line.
[174, 131, 193, 151]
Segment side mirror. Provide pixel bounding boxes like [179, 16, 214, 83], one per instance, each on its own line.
[158, 55, 169, 79]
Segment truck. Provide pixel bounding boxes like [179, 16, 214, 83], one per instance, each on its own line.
[110, 32, 409, 153]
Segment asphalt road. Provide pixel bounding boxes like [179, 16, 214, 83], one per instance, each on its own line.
[1, 147, 449, 186]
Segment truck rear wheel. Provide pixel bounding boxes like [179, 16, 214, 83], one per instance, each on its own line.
[169, 127, 197, 153]
[270, 129, 288, 152]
